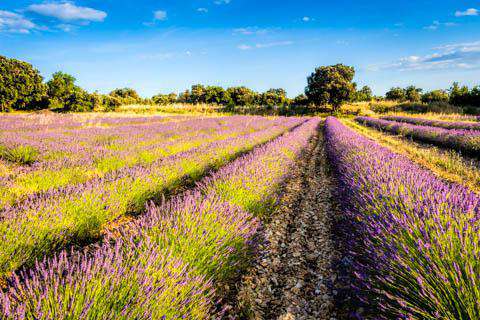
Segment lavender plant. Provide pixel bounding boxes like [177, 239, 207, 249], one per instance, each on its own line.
[326, 116, 480, 319]
[356, 116, 480, 156]
[0, 118, 320, 319]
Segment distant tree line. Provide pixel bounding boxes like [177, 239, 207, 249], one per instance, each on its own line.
[385, 84, 480, 110]
[1, 55, 479, 114]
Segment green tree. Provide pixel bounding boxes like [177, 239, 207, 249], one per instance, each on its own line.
[226, 87, 256, 106]
[47, 72, 77, 107]
[422, 90, 449, 103]
[305, 64, 356, 112]
[405, 85, 422, 102]
[109, 88, 141, 105]
[292, 93, 309, 106]
[355, 85, 373, 102]
[385, 87, 406, 101]
[204, 86, 226, 104]
[190, 84, 207, 104]
[0, 56, 46, 111]
[261, 88, 288, 107]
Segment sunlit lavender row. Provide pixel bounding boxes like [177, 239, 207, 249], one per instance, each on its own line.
[0, 118, 320, 319]
[0, 115, 285, 209]
[326, 117, 480, 319]
[0, 115, 304, 280]
[382, 115, 480, 131]
[355, 116, 480, 156]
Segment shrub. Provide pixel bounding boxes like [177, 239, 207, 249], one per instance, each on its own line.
[0, 56, 46, 111]
[0, 145, 39, 165]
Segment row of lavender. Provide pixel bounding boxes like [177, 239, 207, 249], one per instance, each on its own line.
[0, 118, 320, 319]
[355, 116, 480, 156]
[326, 117, 480, 319]
[382, 115, 480, 131]
[0, 116, 303, 281]
[0, 116, 285, 209]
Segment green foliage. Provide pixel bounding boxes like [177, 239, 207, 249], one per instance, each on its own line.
[422, 90, 449, 103]
[152, 93, 177, 105]
[292, 93, 309, 106]
[386, 87, 407, 101]
[0, 56, 46, 111]
[226, 86, 256, 106]
[0, 145, 39, 165]
[450, 82, 480, 112]
[354, 85, 373, 102]
[305, 64, 356, 112]
[109, 88, 142, 105]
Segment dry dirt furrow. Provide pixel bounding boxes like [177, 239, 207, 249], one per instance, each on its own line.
[236, 125, 339, 320]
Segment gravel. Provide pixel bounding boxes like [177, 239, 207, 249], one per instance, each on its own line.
[229, 124, 342, 320]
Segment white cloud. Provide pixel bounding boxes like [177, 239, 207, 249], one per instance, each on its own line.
[302, 16, 312, 22]
[238, 41, 293, 50]
[455, 8, 479, 17]
[154, 10, 167, 21]
[255, 41, 293, 48]
[197, 8, 208, 13]
[27, 2, 107, 22]
[233, 27, 269, 35]
[56, 23, 75, 32]
[424, 20, 457, 30]
[0, 10, 37, 33]
[237, 44, 252, 50]
[214, 0, 231, 5]
[368, 41, 480, 71]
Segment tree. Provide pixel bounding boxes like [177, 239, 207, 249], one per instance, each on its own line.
[226, 87, 256, 106]
[152, 92, 177, 105]
[422, 90, 449, 104]
[47, 72, 77, 107]
[450, 82, 470, 106]
[292, 94, 309, 106]
[261, 88, 288, 107]
[354, 85, 373, 102]
[385, 87, 406, 101]
[305, 64, 356, 112]
[405, 86, 422, 102]
[0, 56, 46, 111]
[204, 86, 226, 104]
[190, 84, 207, 104]
[109, 88, 141, 105]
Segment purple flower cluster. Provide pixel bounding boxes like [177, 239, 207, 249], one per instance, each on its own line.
[356, 116, 480, 156]
[0, 116, 303, 281]
[382, 115, 480, 131]
[326, 116, 480, 318]
[0, 118, 319, 319]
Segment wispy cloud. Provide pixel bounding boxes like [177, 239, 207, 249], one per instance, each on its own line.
[214, 0, 231, 5]
[154, 10, 167, 21]
[27, 2, 107, 22]
[423, 20, 457, 30]
[197, 8, 208, 13]
[302, 16, 313, 22]
[238, 41, 293, 50]
[368, 41, 480, 71]
[455, 8, 479, 17]
[0, 10, 37, 33]
[233, 27, 269, 35]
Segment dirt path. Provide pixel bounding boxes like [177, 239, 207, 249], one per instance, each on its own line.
[236, 125, 340, 319]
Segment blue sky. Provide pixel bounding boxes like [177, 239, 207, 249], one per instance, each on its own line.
[0, 0, 479, 97]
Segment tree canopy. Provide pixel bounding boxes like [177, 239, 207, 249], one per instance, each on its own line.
[0, 56, 46, 111]
[305, 64, 356, 112]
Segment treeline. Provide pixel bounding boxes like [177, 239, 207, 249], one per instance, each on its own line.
[1, 55, 479, 114]
[0, 56, 372, 113]
[385, 84, 480, 112]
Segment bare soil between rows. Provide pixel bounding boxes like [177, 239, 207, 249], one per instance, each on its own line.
[223, 124, 355, 319]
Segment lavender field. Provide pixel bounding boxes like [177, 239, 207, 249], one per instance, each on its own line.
[1, 112, 480, 319]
